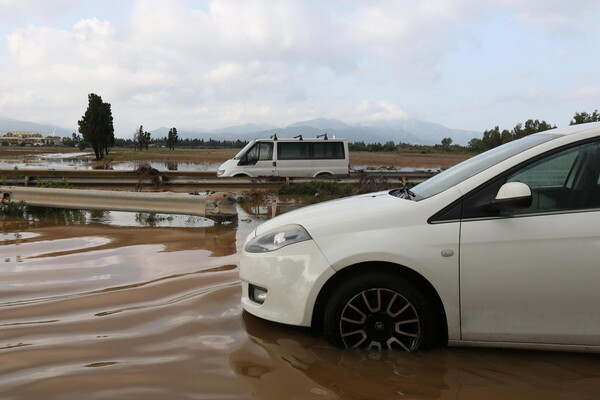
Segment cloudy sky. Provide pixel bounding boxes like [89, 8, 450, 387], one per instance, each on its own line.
[1, 0, 599, 137]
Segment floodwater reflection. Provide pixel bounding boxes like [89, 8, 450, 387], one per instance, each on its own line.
[0, 156, 221, 171]
[1, 202, 599, 399]
[239, 313, 600, 399]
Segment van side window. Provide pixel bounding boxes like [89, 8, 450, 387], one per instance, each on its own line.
[314, 142, 344, 159]
[247, 142, 273, 162]
[278, 142, 345, 160]
[279, 142, 310, 159]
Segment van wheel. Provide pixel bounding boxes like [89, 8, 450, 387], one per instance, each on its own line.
[316, 173, 333, 179]
[323, 272, 436, 352]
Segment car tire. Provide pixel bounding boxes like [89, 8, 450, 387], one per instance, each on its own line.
[323, 271, 436, 351]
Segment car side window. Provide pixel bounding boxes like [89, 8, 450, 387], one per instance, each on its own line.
[504, 140, 600, 215]
[460, 139, 600, 220]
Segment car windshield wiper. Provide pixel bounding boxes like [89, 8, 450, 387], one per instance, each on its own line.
[390, 187, 416, 200]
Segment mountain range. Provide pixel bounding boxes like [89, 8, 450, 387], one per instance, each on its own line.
[151, 118, 481, 145]
[1, 117, 481, 145]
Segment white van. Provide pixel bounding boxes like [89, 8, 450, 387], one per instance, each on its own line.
[216, 136, 349, 178]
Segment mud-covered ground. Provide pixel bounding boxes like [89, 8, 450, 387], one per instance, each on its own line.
[0, 146, 471, 170]
[1, 204, 599, 400]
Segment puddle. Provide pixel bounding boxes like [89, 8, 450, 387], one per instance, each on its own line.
[0, 157, 93, 170]
[1, 200, 599, 399]
[39, 152, 93, 159]
[352, 165, 442, 173]
[110, 161, 222, 171]
[0, 156, 221, 171]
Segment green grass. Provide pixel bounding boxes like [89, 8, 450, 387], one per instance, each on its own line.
[278, 180, 353, 196]
[0, 201, 87, 223]
[36, 177, 72, 188]
[134, 212, 173, 226]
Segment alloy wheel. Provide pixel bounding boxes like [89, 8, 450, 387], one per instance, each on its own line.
[339, 288, 421, 351]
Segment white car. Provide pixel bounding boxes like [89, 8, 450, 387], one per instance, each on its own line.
[240, 122, 600, 352]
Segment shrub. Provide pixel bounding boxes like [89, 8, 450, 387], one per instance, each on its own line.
[278, 181, 352, 196]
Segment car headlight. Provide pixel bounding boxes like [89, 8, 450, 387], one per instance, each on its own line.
[216, 169, 224, 177]
[245, 224, 312, 253]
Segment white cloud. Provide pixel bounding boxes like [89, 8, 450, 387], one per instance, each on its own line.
[352, 100, 408, 122]
[495, 0, 600, 32]
[521, 87, 543, 101]
[0, 0, 361, 131]
[127, 0, 354, 71]
[347, 0, 487, 82]
[0, 0, 598, 134]
[7, 18, 117, 67]
[566, 87, 600, 100]
[0, 0, 78, 21]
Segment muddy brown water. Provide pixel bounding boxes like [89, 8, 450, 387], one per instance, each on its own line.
[1, 204, 600, 399]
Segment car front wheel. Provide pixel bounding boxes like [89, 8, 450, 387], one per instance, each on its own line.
[323, 272, 436, 351]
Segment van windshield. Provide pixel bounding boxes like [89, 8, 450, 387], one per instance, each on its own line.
[234, 141, 256, 159]
[405, 134, 560, 200]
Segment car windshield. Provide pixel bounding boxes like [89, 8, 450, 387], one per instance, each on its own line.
[404, 134, 560, 200]
[233, 141, 256, 159]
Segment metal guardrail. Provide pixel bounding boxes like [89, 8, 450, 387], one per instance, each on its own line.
[0, 186, 238, 223]
[0, 169, 437, 187]
[0, 169, 440, 222]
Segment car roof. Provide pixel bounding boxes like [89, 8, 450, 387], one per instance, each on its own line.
[538, 121, 600, 136]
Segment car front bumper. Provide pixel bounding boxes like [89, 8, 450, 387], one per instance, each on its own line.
[240, 239, 336, 327]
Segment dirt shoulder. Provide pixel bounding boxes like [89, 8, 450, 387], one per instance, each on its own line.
[349, 151, 471, 169]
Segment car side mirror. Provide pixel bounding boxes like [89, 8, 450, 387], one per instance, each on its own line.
[491, 182, 532, 210]
[238, 155, 248, 166]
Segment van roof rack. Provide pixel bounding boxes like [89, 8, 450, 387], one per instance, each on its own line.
[317, 133, 328, 140]
[270, 134, 278, 141]
[294, 135, 303, 140]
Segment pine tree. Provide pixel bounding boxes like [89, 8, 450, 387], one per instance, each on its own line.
[78, 93, 114, 160]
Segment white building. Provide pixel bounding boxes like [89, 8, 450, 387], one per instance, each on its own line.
[0, 131, 62, 146]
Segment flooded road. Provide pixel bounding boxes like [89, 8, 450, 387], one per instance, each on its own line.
[1, 205, 600, 399]
[0, 156, 221, 171]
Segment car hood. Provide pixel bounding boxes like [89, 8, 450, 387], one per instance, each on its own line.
[254, 191, 416, 237]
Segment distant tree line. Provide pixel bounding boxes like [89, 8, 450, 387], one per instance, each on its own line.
[349, 138, 464, 153]
[467, 119, 556, 152]
[571, 110, 600, 125]
[172, 138, 249, 148]
[104, 137, 249, 149]
[349, 141, 398, 152]
[348, 119, 557, 154]
[466, 110, 600, 152]
[61, 132, 84, 148]
[350, 110, 600, 153]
